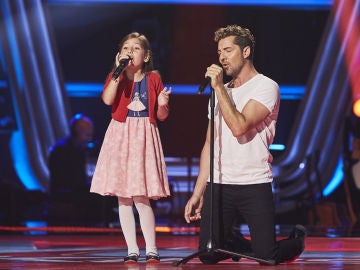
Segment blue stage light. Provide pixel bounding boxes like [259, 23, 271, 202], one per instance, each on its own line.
[323, 157, 343, 197]
[47, 0, 333, 8]
[65, 82, 305, 100]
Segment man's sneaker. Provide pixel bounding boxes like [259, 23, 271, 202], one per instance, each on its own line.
[284, 224, 307, 263]
[289, 224, 307, 246]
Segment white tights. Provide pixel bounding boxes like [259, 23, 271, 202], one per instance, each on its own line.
[118, 196, 157, 256]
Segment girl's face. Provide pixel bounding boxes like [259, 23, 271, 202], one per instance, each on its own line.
[120, 38, 149, 71]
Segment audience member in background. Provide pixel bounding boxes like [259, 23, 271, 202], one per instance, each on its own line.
[344, 112, 360, 227]
[48, 113, 100, 224]
[349, 136, 360, 217]
[49, 114, 94, 194]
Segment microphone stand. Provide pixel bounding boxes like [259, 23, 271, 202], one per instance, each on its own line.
[172, 87, 275, 266]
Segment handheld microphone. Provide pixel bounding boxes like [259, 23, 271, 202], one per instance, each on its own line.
[112, 57, 132, 80]
[198, 76, 211, 94]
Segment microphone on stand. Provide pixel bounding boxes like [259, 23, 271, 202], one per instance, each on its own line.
[198, 76, 211, 94]
[112, 57, 132, 80]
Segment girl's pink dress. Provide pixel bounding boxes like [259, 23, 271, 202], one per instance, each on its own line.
[90, 117, 170, 199]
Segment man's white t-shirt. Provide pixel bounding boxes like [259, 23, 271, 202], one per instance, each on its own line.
[208, 74, 280, 185]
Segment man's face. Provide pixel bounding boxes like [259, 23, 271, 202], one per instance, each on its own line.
[74, 120, 94, 149]
[217, 36, 246, 77]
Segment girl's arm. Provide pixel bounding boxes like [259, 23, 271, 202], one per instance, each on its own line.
[101, 74, 121, 105]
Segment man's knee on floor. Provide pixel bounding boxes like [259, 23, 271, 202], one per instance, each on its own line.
[199, 253, 218, 265]
[199, 252, 230, 265]
[252, 245, 278, 262]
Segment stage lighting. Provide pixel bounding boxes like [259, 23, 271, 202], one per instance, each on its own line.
[353, 99, 360, 117]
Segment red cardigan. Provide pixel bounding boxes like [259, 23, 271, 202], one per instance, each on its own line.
[103, 71, 165, 124]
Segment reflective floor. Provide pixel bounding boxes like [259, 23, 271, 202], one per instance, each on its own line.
[1, 227, 360, 270]
[1, 155, 360, 269]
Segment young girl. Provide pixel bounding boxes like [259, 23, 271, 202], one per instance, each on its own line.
[90, 32, 171, 264]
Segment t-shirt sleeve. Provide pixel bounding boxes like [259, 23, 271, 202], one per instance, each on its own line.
[253, 79, 280, 112]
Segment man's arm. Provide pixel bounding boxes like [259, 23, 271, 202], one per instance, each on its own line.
[216, 90, 270, 137]
[206, 64, 270, 137]
[184, 121, 212, 223]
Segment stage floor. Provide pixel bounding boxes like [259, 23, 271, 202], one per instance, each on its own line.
[1, 231, 360, 270]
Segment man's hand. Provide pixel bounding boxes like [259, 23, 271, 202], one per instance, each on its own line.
[205, 64, 224, 91]
[184, 195, 203, 223]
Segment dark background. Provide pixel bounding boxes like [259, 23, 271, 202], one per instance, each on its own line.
[47, 3, 330, 156]
[0, 2, 332, 226]
[49, 4, 329, 85]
